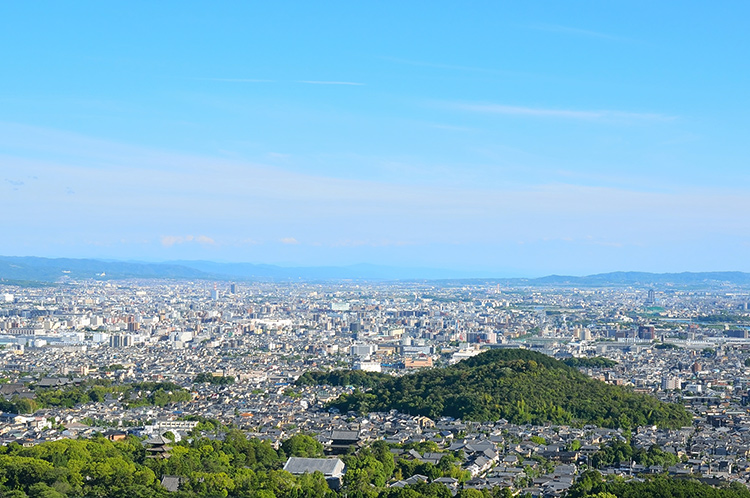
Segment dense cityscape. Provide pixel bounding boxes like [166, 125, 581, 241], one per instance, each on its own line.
[1, 276, 750, 497]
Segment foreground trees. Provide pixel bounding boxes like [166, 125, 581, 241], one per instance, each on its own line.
[0, 434, 746, 498]
[0, 432, 468, 498]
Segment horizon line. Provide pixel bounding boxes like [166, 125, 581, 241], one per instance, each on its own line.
[0, 255, 748, 282]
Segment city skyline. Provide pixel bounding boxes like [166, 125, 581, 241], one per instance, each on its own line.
[2, 2, 749, 276]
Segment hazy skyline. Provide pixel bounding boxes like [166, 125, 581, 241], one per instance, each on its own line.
[2, 2, 749, 276]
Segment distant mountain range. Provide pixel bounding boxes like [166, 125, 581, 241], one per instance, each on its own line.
[0, 256, 477, 282]
[528, 271, 750, 286]
[1, 255, 750, 286]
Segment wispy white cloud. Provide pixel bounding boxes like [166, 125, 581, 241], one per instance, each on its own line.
[194, 78, 276, 83]
[330, 239, 413, 248]
[296, 80, 364, 86]
[528, 23, 635, 43]
[237, 238, 259, 246]
[161, 235, 216, 247]
[446, 102, 674, 122]
[195, 78, 364, 86]
[379, 56, 510, 76]
[195, 235, 215, 244]
[428, 123, 474, 132]
[267, 152, 291, 159]
[3, 121, 749, 267]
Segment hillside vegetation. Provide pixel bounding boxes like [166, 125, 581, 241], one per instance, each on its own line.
[297, 349, 690, 429]
[567, 470, 750, 498]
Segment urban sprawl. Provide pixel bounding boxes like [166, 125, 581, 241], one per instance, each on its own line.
[1, 278, 750, 496]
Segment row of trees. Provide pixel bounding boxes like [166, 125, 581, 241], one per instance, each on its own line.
[296, 370, 391, 389]
[0, 381, 192, 414]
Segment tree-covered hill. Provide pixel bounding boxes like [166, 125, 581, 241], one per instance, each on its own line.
[297, 349, 690, 429]
[566, 470, 750, 498]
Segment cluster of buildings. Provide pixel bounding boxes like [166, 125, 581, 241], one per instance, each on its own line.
[1, 278, 750, 493]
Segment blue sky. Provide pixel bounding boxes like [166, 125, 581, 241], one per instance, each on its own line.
[2, 1, 749, 276]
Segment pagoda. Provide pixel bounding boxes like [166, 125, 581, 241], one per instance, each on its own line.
[144, 434, 172, 459]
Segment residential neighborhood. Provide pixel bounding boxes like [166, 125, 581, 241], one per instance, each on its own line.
[2, 278, 750, 495]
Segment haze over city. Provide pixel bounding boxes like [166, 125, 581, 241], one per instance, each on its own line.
[2, 2, 749, 276]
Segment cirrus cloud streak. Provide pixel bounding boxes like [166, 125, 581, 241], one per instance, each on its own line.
[161, 235, 216, 247]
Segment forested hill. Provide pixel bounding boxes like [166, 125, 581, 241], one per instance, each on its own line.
[297, 349, 691, 429]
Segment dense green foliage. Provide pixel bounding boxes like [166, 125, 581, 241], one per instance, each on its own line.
[296, 370, 392, 389]
[341, 441, 471, 497]
[697, 313, 747, 324]
[654, 343, 681, 350]
[0, 397, 36, 415]
[0, 433, 741, 498]
[0, 432, 330, 498]
[563, 357, 618, 368]
[192, 373, 235, 385]
[0, 436, 160, 497]
[0, 381, 192, 414]
[312, 350, 690, 428]
[0, 433, 473, 498]
[280, 434, 324, 458]
[566, 470, 750, 498]
[589, 440, 679, 469]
